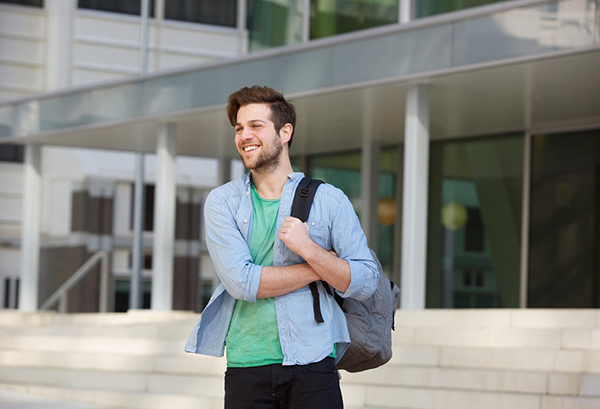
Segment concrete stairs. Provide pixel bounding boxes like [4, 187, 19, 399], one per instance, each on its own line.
[0, 309, 599, 409]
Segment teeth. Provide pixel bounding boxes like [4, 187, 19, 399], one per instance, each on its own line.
[243, 146, 258, 152]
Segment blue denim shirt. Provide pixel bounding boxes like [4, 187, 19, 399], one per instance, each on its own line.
[185, 172, 379, 366]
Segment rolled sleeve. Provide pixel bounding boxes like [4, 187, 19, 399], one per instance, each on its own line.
[204, 190, 262, 302]
[329, 191, 379, 301]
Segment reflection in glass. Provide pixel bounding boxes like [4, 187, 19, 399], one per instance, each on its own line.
[307, 148, 402, 282]
[427, 135, 523, 308]
[0, 0, 43, 6]
[165, 0, 237, 27]
[310, 0, 398, 40]
[414, 0, 510, 19]
[247, 0, 304, 51]
[529, 130, 600, 308]
[78, 0, 156, 16]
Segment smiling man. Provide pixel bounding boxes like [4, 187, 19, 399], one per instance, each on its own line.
[185, 86, 379, 409]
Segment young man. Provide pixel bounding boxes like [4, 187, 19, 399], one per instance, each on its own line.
[185, 86, 379, 408]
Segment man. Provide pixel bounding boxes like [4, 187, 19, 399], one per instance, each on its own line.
[185, 85, 378, 408]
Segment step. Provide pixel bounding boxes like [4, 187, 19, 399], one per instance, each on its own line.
[0, 367, 223, 398]
[0, 383, 221, 409]
[395, 309, 600, 330]
[0, 311, 199, 327]
[0, 334, 183, 355]
[0, 349, 226, 376]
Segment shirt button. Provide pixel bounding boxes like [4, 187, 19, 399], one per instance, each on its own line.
[243, 219, 248, 223]
[311, 222, 316, 226]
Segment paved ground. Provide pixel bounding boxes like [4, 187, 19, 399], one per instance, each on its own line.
[0, 388, 114, 409]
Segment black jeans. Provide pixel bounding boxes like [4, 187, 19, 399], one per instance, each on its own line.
[224, 357, 343, 409]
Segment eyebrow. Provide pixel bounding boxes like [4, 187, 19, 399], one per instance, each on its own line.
[235, 119, 267, 127]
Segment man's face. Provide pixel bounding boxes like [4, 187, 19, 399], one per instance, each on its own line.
[234, 103, 284, 174]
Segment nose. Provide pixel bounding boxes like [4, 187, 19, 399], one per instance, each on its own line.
[239, 127, 253, 140]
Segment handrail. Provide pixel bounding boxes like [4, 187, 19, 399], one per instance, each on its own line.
[40, 251, 109, 313]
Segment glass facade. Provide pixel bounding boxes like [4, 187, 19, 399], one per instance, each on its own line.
[529, 130, 600, 308]
[427, 135, 523, 308]
[78, 0, 156, 17]
[414, 0, 510, 19]
[307, 148, 402, 282]
[310, 0, 398, 40]
[0, 145, 24, 163]
[165, 0, 237, 27]
[247, 0, 304, 51]
[0, 0, 43, 6]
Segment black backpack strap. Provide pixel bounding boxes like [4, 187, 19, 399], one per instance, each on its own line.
[290, 177, 324, 223]
[290, 177, 325, 323]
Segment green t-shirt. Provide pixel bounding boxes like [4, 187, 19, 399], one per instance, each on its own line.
[225, 183, 284, 367]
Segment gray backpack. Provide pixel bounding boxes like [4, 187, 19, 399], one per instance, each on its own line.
[291, 177, 400, 373]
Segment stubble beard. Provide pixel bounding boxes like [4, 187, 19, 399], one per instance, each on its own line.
[240, 135, 283, 175]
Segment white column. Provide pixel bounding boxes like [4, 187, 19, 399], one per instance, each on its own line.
[400, 84, 430, 310]
[400, 0, 413, 24]
[360, 140, 380, 249]
[218, 158, 232, 186]
[360, 89, 379, 248]
[19, 144, 42, 312]
[151, 123, 177, 311]
[46, 0, 75, 90]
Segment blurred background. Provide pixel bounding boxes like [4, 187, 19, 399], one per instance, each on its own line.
[0, 1, 599, 408]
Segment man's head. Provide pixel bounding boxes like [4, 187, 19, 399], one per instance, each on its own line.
[227, 85, 296, 149]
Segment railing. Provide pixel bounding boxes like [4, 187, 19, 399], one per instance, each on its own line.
[40, 251, 109, 313]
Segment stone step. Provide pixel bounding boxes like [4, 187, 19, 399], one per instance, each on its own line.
[2, 344, 600, 376]
[3, 361, 599, 397]
[0, 367, 223, 398]
[0, 311, 199, 327]
[0, 349, 225, 375]
[0, 334, 183, 355]
[0, 383, 221, 409]
[394, 309, 600, 329]
[395, 326, 600, 350]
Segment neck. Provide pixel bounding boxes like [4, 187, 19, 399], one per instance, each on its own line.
[251, 158, 294, 200]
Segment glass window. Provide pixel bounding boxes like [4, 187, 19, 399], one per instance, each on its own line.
[114, 279, 151, 312]
[427, 135, 523, 308]
[310, 0, 398, 40]
[0, 145, 24, 163]
[247, 0, 304, 51]
[78, 0, 155, 17]
[129, 184, 154, 232]
[414, 0, 510, 19]
[0, 0, 43, 7]
[307, 148, 402, 282]
[529, 130, 600, 308]
[165, 0, 237, 27]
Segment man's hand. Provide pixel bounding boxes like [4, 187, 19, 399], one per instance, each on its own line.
[278, 216, 314, 257]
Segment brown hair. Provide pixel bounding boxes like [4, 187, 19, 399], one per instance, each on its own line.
[227, 85, 296, 148]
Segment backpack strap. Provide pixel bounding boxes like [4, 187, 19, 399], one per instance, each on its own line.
[290, 177, 325, 323]
[290, 177, 323, 223]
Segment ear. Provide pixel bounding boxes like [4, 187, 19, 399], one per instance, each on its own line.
[279, 123, 293, 146]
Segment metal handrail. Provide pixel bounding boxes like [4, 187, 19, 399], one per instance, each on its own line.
[40, 251, 109, 313]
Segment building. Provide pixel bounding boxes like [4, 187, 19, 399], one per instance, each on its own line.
[0, 0, 599, 313]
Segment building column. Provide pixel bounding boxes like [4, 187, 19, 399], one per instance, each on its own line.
[151, 123, 177, 311]
[19, 144, 42, 312]
[400, 84, 430, 310]
[46, 0, 75, 90]
[218, 157, 232, 186]
[360, 89, 379, 248]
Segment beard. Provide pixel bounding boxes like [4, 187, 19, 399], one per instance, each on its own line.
[239, 134, 283, 174]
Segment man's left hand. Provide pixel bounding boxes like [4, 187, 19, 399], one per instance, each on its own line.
[278, 216, 314, 256]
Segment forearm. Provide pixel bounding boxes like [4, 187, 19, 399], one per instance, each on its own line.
[257, 263, 321, 298]
[301, 241, 351, 293]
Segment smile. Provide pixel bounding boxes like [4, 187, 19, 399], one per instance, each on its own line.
[243, 145, 259, 152]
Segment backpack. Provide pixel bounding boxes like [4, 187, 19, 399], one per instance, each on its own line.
[291, 177, 401, 373]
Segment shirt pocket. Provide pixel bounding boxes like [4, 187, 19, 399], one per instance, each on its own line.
[307, 220, 331, 250]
